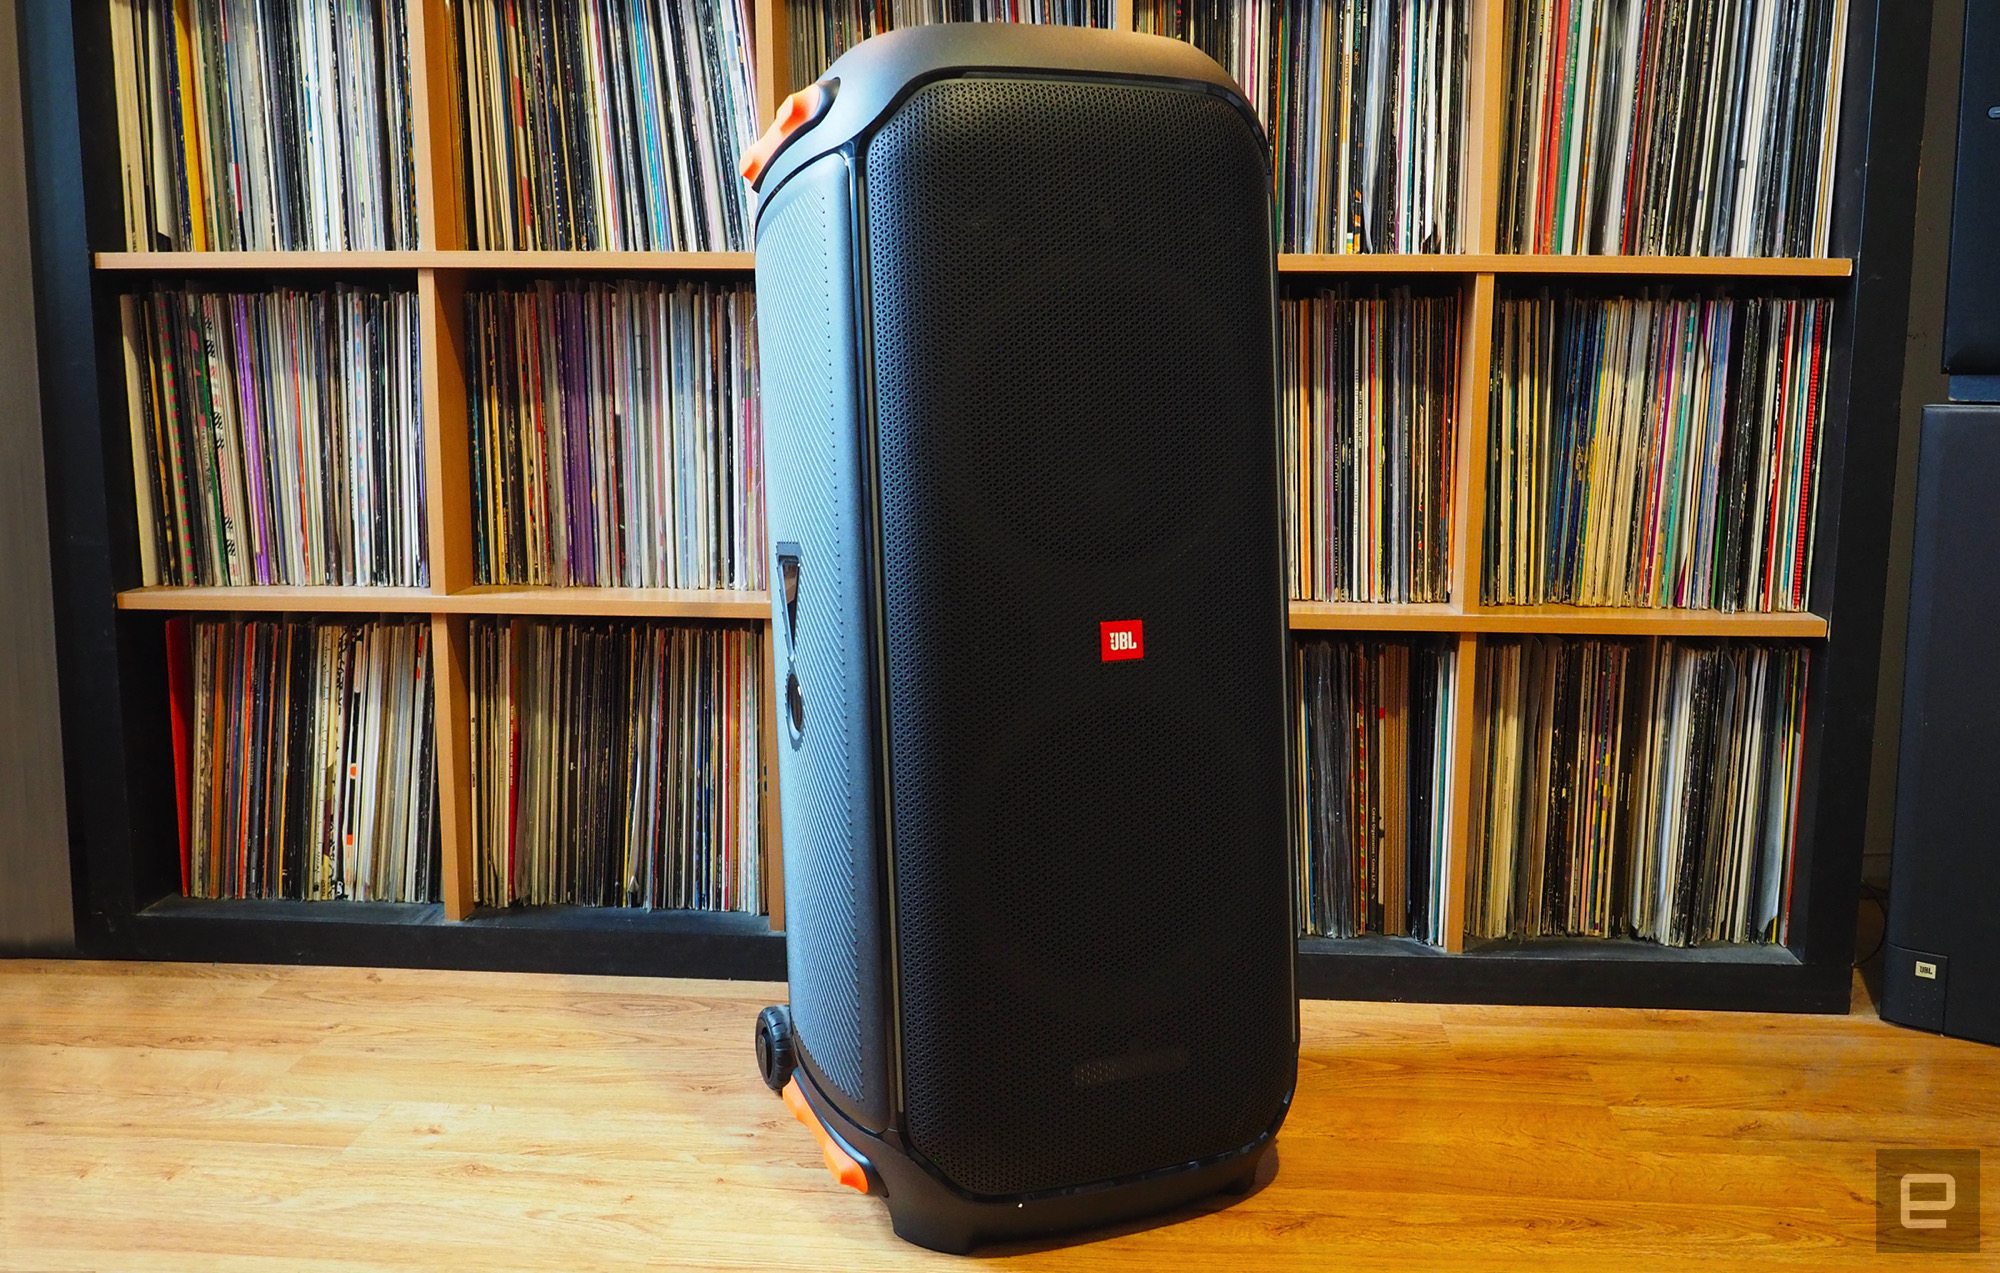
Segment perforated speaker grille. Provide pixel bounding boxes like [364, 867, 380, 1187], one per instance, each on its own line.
[867, 77, 1295, 1198]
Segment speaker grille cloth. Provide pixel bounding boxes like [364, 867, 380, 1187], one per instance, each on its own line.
[868, 78, 1295, 1198]
[757, 157, 876, 1109]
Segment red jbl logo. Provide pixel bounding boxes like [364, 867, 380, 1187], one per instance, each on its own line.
[1100, 620, 1144, 662]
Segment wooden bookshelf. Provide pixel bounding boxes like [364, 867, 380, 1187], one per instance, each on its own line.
[25, 0, 1925, 1009]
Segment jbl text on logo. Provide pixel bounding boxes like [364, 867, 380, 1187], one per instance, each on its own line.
[1877, 1148, 1981, 1253]
[1100, 620, 1144, 662]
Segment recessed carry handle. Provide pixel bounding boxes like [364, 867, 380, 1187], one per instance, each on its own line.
[776, 542, 804, 745]
[776, 542, 802, 646]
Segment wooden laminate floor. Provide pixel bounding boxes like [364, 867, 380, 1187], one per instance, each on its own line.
[0, 959, 1993, 1271]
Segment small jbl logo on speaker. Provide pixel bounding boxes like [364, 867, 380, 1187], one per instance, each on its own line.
[1100, 620, 1144, 662]
[1877, 1149, 1981, 1253]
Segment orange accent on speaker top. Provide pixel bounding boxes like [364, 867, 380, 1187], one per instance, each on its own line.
[741, 84, 830, 187]
[782, 1076, 870, 1193]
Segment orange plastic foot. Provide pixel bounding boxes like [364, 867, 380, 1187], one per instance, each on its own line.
[782, 1076, 870, 1193]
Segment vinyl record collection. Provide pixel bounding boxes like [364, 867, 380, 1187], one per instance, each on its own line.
[169, 615, 440, 902]
[1484, 293, 1832, 612]
[1497, 0, 1849, 256]
[454, 0, 760, 251]
[121, 285, 427, 588]
[789, 0, 1113, 90]
[106, 0, 418, 251]
[1468, 636, 1632, 941]
[1628, 639, 1808, 946]
[1282, 286, 1459, 602]
[466, 280, 764, 589]
[1467, 636, 1806, 946]
[1138, 0, 1467, 253]
[1295, 637, 1456, 942]
[470, 619, 763, 912]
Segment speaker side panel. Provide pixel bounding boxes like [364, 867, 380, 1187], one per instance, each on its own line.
[1886, 405, 2000, 1047]
[1944, 0, 2000, 375]
[756, 155, 889, 1126]
[866, 77, 1297, 1200]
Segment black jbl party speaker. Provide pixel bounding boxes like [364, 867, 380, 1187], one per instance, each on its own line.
[742, 24, 1297, 1252]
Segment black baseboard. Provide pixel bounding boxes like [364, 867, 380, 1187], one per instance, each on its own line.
[1295, 937, 1846, 1013]
[80, 897, 788, 981]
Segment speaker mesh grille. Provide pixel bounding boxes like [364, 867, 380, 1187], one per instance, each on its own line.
[867, 77, 1295, 1198]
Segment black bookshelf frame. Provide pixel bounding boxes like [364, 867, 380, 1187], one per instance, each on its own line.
[19, 0, 1926, 1010]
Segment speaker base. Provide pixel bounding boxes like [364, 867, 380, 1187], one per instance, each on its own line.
[790, 1068, 1274, 1254]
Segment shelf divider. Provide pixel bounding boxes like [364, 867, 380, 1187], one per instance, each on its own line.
[758, 0, 791, 118]
[1443, 633, 1485, 954]
[409, 0, 465, 252]
[1470, 0, 1507, 256]
[421, 270, 476, 595]
[431, 614, 477, 921]
[760, 622, 785, 933]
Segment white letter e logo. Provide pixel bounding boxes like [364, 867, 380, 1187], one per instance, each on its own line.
[1901, 1172, 1956, 1230]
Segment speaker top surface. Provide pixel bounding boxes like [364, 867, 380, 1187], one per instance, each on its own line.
[748, 24, 1250, 212]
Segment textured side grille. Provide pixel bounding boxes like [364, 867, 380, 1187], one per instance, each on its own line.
[756, 155, 882, 1116]
[867, 77, 1296, 1198]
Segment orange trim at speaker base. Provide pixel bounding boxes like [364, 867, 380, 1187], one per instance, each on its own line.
[783, 1076, 870, 1193]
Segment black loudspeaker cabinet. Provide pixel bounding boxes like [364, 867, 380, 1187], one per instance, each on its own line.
[1944, 0, 2000, 382]
[745, 24, 1299, 1253]
[1884, 404, 2000, 1047]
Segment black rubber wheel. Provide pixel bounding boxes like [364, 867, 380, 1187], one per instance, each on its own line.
[756, 1005, 796, 1092]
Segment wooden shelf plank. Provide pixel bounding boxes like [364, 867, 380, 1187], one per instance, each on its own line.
[1457, 605, 1828, 637]
[1287, 600, 1828, 637]
[94, 250, 756, 271]
[117, 585, 773, 619]
[116, 586, 443, 613]
[1281, 254, 1484, 275]
[432, 587, 771, 618]
[1278, 253, 1852, 277]
[120, 590, 1819, 634]
[1288, 602, 1469, 631]
[432, 250, 758, 271]
[95, 251, 430, 271]
[98, 251, 1846, 277]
